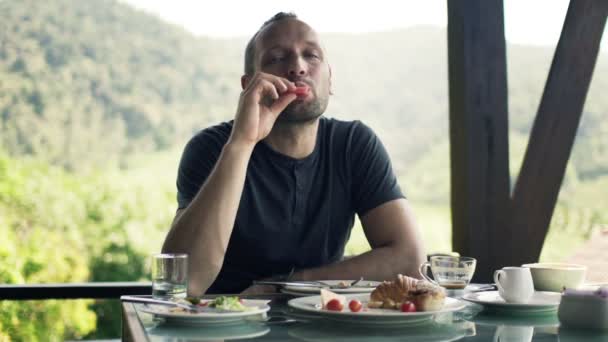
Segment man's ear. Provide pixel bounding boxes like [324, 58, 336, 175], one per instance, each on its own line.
[241, 75, 250, 90]
[328, 65, 333, 95]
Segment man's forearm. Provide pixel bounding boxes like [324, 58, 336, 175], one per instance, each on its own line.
[162, 141, 254, 295]
[292, 243, 425, 282]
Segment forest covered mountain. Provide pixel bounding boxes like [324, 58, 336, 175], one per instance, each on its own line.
[1, 0, 607, 179]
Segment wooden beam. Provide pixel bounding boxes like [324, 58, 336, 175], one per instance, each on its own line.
[511, 0, 608, 264]
[447, 0, 511, 281]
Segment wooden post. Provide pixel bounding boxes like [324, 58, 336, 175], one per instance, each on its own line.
[447, 0, 511, 281]
[448, 0, 607, 280]
[510, 0, 608, 264]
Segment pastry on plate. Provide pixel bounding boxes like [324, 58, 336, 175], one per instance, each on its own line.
[369, 274, 445, 311]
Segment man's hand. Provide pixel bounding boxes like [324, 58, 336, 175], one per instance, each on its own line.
[230, 72, 298, 148]
[240, 284, 278, 295]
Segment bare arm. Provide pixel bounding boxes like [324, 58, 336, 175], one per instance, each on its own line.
[162, 73, 297, 296]
[292, 198, 426, 282]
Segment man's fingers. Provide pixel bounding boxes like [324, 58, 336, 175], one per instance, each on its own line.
[247, 73, 294, 94]
[242, 73, 296, 117]
[269, 93, 297, 114]
[269, 77, 294, 94]
[255, 79, 279, 102]
[240, 285, 278, 295]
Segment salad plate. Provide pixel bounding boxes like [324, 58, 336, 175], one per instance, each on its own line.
[138, 297, 270, 325]
[147, 322, 270, 340]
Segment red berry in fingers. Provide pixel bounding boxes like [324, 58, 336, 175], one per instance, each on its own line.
[401, 301, 416, 312]
[294, 86, 308, 95]
[348, 299, 362, 312]
[288, 86, 309, 96]
[326, 298, 343, 311]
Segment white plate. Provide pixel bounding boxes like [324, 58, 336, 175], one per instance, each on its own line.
[147, 322, 270, 341]
[472, 312, 560, 327]
[288, 321, 473, 342]
[462, 291, 561, 314]
[282, 280, 381, 296]
[139, 300, 270, 325]
[444, 283, 495, 298]
[288, 293, 467, 326]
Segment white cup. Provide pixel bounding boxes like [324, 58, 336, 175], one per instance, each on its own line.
[493, 266, 534, 303]
[493, 325, 534, 342]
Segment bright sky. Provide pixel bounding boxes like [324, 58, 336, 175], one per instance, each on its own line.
[121, 0, 606, 51]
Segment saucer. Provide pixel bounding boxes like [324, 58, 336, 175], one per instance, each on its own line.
[462, 291, 561, 314]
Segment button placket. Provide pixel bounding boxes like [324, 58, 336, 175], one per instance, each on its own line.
[293, 164, 304, 225]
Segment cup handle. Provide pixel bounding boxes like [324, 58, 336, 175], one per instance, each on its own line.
[418, 262, 439, 285]
[493, 270, 506, 294]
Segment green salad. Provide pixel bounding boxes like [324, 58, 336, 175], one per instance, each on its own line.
[209, 296, 251, 311]
[186, 296, 252, 312]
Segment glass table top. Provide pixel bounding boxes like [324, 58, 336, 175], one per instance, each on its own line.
[127, 293, 608, 342]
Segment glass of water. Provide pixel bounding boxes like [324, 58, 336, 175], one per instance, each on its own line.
[151, 253, 188, 299]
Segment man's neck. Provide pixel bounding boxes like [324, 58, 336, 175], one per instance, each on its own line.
[263, 118, 320, 159]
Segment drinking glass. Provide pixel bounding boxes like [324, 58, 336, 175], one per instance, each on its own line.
[151, 253, 188, 299]
[419, 256, 477, 289]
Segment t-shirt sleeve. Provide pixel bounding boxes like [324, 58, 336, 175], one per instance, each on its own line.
[349, 121, 405, 216]
[176, 128, 228, 209]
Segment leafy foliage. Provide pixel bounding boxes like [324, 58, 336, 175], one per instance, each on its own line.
[0, 148, 176, 340]
[0, 152, 95, 340]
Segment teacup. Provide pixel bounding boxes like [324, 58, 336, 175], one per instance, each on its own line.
[494, 267, 534, 303]
[419, 256, 476, 289]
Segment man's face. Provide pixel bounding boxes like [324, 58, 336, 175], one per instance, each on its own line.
[253, 19, 331, 123]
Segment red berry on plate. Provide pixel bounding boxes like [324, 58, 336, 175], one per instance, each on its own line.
[326, 298, 344, 311]
[348, 299, 362, 312]
[401, 301, 416, 312]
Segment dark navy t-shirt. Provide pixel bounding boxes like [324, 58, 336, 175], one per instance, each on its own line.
[176, 117, 404, 293]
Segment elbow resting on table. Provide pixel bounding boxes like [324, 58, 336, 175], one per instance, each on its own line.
[392, 242, 425, 278]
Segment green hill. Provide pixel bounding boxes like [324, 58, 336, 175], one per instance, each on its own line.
[0, 0, 241, 171]
[1, 0, 607, 180]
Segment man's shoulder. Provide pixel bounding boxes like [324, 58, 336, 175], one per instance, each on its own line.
[188, 121, 233, 147]
[322, 117, 375, 139]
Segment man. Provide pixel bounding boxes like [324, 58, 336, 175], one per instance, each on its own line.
[162, 12, 425, 296]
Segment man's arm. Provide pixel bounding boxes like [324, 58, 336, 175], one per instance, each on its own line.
[163, 141, 254, 296]
[162, 73, 297, 296]
[292, 198, 426, 282]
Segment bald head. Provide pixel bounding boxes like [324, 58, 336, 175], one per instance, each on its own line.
[244, 12, 322, 76]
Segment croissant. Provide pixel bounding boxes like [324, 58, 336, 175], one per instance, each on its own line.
[369, 274, 446, 311]
[370, 274, 418, 303]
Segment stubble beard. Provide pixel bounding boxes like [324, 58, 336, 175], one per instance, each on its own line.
[276, 94, 329, 124]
